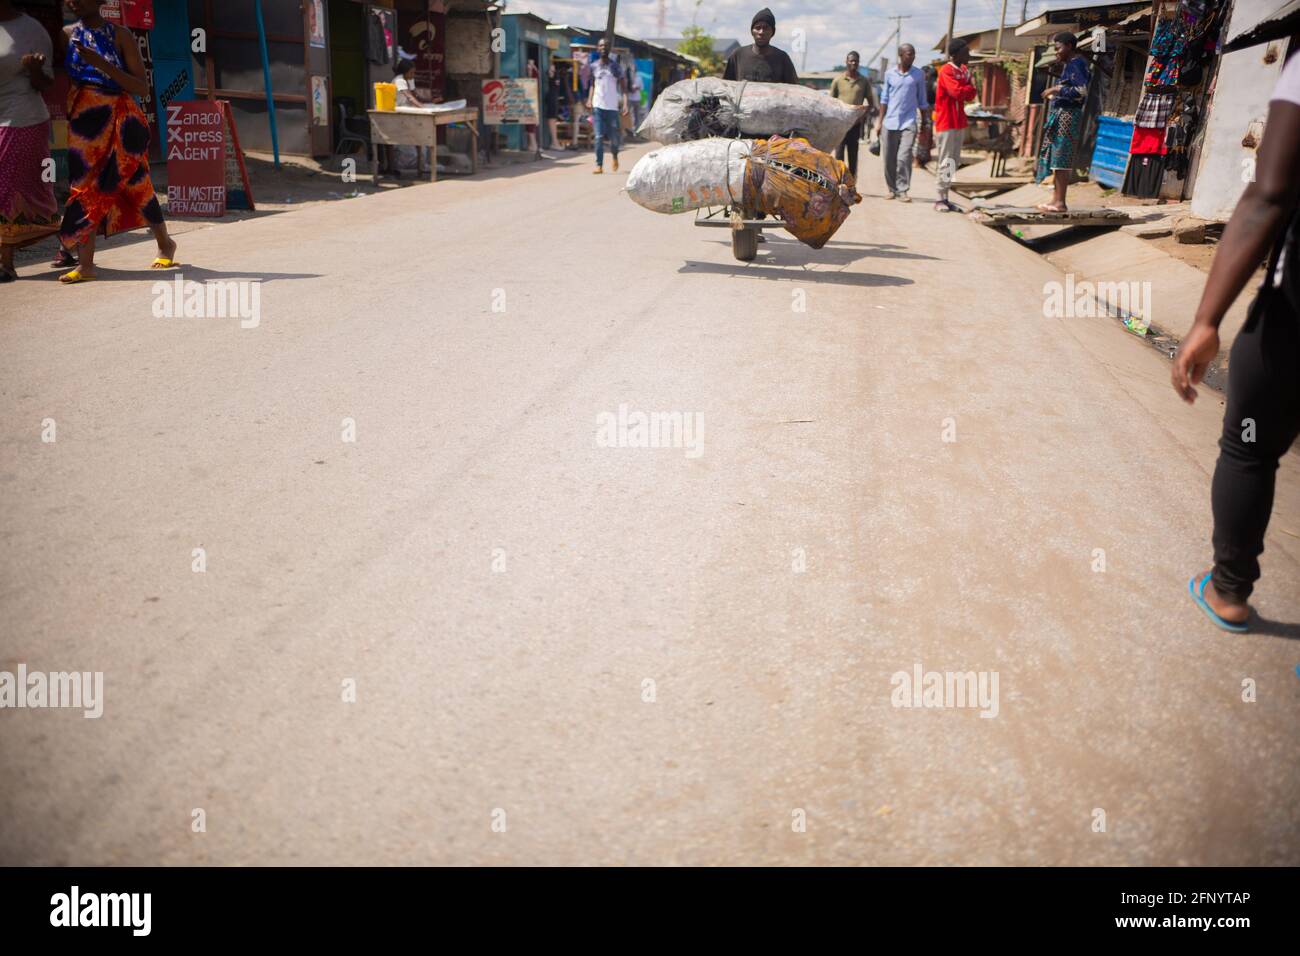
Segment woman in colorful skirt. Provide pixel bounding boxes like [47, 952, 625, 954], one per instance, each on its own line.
[55, 0, 177, 283]
[1035, 31, 1090, 214]
[0, 0, 59, 282]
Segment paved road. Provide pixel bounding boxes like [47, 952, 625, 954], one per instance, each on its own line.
[2, 146, 1297, 865]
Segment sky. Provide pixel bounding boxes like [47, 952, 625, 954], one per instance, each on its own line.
[513, 0, 1095, 71]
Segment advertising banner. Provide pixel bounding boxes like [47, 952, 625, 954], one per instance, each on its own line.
[165, 101, 226, 217]
[482, 77, 539, 125]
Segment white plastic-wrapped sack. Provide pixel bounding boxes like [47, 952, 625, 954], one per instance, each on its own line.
[625, 139, 752, 214]
[638, 78, 866, 152]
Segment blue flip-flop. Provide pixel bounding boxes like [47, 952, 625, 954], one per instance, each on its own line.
[1188, 572, 1249, 633]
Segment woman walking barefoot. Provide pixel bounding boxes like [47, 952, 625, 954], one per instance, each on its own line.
[0, 0, 60, 281]
[56, 0, 177, 283]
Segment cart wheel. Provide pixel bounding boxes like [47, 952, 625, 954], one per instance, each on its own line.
[732, 226, 758, 262]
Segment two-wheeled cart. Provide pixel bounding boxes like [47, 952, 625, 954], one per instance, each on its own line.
[693, 204, 785, 262]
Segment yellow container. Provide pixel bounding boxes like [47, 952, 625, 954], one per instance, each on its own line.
[374, 82, 397, 112]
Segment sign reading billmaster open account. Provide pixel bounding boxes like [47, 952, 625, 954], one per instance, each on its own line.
[166, 101, 226, 217]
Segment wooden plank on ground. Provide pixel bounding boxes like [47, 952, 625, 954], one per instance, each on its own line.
[971, 206, 1132, 228]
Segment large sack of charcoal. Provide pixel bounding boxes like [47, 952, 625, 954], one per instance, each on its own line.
[637, 77, 866, 153]
[624, 138, 752, 214]
[626, 135, 861, 249]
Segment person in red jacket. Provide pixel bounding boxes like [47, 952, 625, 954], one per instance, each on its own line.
[932, 39, 977, 212]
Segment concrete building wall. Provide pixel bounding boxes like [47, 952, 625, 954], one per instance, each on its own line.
[1190, 0, 1288, 220]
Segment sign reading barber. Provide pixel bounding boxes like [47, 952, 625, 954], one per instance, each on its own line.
[165, 101, 226, 217]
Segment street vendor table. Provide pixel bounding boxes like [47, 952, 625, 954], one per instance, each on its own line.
[367, 108, 479, 183]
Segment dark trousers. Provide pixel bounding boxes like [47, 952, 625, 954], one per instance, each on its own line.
[1211, 285, 1300, 600]
[836, 122, 863, 177]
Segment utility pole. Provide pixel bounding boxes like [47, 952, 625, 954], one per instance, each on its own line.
[605, 0, 617, 45]
[995, 0, 1009, 56]
[869, 15, 911, 68]
[944, 0, 958, 53]
[888, 14, 912, 51]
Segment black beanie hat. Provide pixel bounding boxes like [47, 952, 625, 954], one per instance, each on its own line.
[752, 8, 776, 29]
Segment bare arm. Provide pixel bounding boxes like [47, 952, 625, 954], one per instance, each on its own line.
[114, 25, 151, 97]
[72, 24, 150, 97]
[1171, 99, 1300, 402]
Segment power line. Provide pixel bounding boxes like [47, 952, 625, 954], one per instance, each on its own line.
[867, 15, 912, 68]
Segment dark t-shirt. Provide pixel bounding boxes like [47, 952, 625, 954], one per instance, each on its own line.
[723, 44, 799, 83]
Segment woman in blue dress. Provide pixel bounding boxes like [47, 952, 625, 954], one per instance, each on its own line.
[1036, 31, 1090, 213]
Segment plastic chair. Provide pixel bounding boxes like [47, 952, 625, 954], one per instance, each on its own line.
[335, 100, 369, 157]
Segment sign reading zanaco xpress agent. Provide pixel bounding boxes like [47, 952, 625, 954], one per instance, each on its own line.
[166, 101, 226, 217]
[482, 77, 539, 125]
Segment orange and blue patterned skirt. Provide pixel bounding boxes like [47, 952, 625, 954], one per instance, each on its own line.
[58, 84, 163, 247]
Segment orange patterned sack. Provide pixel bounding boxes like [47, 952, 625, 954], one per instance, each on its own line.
[742, 135, 861, 249]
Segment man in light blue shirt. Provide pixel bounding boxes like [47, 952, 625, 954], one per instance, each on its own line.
[872, 44, 930, 201]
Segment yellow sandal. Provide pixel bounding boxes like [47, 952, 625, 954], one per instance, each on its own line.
[151, 257, 181, 269]
[58, 268, 97, 284]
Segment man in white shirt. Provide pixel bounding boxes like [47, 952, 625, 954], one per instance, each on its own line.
[585, 38, 627, 174]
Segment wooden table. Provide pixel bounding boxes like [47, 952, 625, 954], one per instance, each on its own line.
[367, 108, 479, 183]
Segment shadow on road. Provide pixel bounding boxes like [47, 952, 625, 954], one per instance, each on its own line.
[680, 256, 914, 287]
[758, 237, 942, 269]
[25, 266, 323, 284]
[1248, 615, 1300, 640]
[686, 235, 939, 276]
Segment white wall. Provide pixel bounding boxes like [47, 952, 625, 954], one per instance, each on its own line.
[1191, 0, 1288, 220]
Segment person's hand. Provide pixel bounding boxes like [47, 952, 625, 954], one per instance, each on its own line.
[75, 41, 112, 73]
[1171, 321, 1219, 404]
[621, 102, 628, 116]
[1043, 85, 1060, 100]
[21, 52, 46, 74]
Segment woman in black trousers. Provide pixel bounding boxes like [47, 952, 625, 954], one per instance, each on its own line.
[1173, 34, 1300, 632]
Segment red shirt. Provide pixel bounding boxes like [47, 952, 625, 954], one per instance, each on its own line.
[934, 62, 976, 132]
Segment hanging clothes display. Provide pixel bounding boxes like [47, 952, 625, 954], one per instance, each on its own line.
[368, 9, 394, 65]
[1122, 1, 1226, 198]
[1163, 95, 1200, 178]
[1129, 125, 1167, 155]
[1135, 91, 1176, 127]
[1144, 18, 1187, 86]
[1122, 153, 1166, 198]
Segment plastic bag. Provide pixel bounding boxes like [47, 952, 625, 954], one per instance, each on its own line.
[638, 78, 867, 153]
[625, 138, 752, 214]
